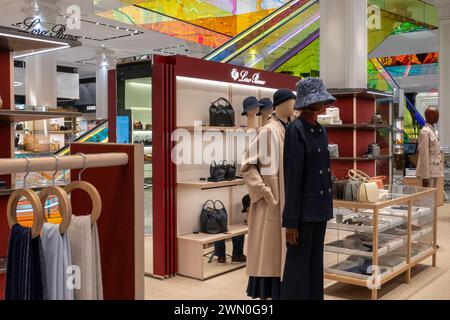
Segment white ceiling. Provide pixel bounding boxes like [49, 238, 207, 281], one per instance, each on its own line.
[0, 0, 206, 77]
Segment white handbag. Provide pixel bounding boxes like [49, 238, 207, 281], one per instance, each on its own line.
[348, 169, 380, 203]
[328, 144, 339, 157]
[326, 106, 342, 124]
[357, 182, 380, 203]
[318, 114, 333, 125]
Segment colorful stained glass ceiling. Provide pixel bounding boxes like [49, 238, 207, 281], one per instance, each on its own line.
[96, 0, 289, 48]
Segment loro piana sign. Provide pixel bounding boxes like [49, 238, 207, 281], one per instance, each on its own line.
[231, 68, 266, 85]
[17, 17, 82, 41]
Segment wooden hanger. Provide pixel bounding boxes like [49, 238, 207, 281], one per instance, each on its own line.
[7, 188, 44, 239]
[39, 186, 72, 234]
[63, 153, 102, 225]
[38, 155, 72, 234]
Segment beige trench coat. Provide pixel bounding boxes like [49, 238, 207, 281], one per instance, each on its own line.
[416, 123, 444, 179]
[241, 117, 287, 278]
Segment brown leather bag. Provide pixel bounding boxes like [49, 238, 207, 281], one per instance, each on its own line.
[372, 175, 386, 189]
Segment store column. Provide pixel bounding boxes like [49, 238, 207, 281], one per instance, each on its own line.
[320, 0, 368, 88]
[25, 0, 57, 108]
[425, 1, 450, 146]
[96, 51, 115, 121]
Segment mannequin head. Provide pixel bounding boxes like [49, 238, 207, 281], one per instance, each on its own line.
[260, 108, 273, 125]
[425, 106, 439, 125]
[275, 98, 295, 121]
[246, 107, 258, 129]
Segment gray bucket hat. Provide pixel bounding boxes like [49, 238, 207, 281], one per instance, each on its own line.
[294, 77, 336, 110]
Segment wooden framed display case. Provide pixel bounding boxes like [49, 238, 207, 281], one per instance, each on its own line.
[325, 185, 437, 300]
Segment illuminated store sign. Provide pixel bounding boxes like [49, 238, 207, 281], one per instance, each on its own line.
[17, 17, 81, 41]
[77, 105, 96, 113]
[231, 68, 266, 85]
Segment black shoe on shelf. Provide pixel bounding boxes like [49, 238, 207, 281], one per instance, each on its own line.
[217, 256, 226, 264]
[231, 255, 247, 263]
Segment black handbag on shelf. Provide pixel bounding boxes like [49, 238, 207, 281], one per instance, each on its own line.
[208, 161, 226, 182]
[209, 97, 235, 127]
[143, 136, 152, 146]
[134, 136, 143, 144]
[224, 160, 236, 181]
[200, 200, 228, 234]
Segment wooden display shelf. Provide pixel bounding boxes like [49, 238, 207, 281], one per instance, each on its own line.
[177, 179, 245, 190]
[323, 124, 392, 130]
[331, 155, 393, 161]
[0, 110, 81, 123]
[178, 125, 255, 132]
[14, 150, 54, 155]
[133, 130, 152, 133]
[178, 224, 249, 280]
[15, 130, 79, 134]
[178, 224, 248, 245]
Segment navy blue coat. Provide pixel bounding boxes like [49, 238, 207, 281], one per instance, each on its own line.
[282, 117, 333, 229]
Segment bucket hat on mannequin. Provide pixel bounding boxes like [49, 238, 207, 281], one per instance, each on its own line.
[294, 77, 336, 110]
[273, 88, 296, 108]
[257, 98, 274, 116]
[241, 96, 259, 116]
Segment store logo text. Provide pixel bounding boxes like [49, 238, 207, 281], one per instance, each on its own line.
[231, 68, 266, 85]
[19, 17, 81, 41]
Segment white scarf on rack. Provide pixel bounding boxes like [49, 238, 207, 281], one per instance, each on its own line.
[67, 215, 103, 300]
[41, 223, 74, 300]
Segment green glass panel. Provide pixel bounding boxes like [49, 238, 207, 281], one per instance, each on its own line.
[275, 38, 319, 77]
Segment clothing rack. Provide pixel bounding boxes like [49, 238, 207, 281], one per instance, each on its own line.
[0, 144, 144, 299]
[0, 153, 129, 175]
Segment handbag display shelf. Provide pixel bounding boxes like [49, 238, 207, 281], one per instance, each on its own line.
[153, 55, 299, 279]
[325, 185, 438, 300]
[326, 89, 393, 184]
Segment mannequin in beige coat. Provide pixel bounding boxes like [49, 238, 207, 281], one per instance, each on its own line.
[241, 88, 296, 299]
[416, 107, 444, 188]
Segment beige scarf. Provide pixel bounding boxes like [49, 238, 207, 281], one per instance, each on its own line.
[67, 215, 103, 300]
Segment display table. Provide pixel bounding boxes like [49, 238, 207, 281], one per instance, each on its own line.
[404, 176, 444, 207]
[325, 186, 437, 300]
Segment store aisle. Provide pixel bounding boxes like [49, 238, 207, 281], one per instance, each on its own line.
[145, 204, 450, 300]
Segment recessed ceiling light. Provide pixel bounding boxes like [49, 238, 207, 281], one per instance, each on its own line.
[96, 22, 99, 25]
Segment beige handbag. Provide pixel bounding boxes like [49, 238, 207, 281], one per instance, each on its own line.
[357, 181, 380, 203]
[348, 169, 380, 203]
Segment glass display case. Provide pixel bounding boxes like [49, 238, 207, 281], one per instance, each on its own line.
[325, 185, 437, 300]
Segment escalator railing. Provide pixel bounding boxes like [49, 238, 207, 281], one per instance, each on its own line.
[14, 120, 108, 186]
[204, 0, 318, 66]
[56, 119, 108, 157]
